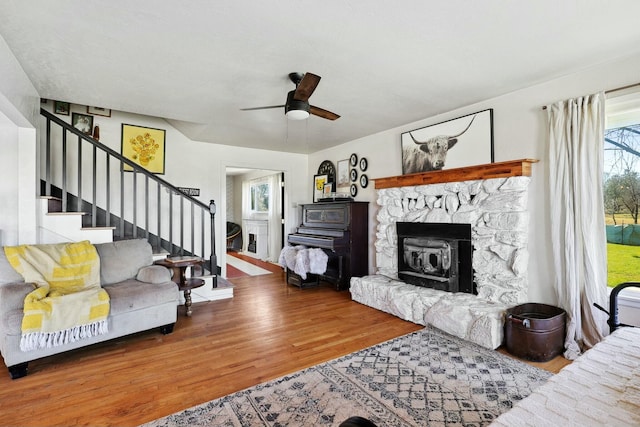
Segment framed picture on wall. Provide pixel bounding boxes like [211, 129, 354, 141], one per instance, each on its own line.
[336, 159, 350, 193]
[401, 108, 494, 174]
[121, 123, 166, 174]
[87, 106, 112, 117]
[71, 112, 93, 134]
[54, 101, 70, 115]
[323, 182, 333, 196]
[313, 174, 328, 203]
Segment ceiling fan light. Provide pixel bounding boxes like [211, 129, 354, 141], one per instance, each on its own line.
[286, 109, 310, 120]
[285, 90, 310, 120]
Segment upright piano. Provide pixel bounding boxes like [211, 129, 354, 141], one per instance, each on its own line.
[287, 201, 369, 290]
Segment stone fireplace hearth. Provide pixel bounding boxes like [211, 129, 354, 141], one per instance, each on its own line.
[350, 159, 537, 349]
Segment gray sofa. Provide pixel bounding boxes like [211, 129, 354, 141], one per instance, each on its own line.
[0, 239, 179, 379]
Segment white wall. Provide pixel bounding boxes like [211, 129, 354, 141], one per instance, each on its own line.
[0, 35, 39, 128]
[0, 116, 19, 245]
[0, 35, 39, 246]
[310, 51, 640, 305]
[233, 176, 243, 223]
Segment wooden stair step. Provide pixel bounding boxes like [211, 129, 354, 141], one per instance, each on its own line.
[40, 195, 63, 213]
[81, 226, 116, 231]
[47, 211, 87, 216]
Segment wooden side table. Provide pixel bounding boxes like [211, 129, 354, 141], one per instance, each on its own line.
[155, 256, 205, 316]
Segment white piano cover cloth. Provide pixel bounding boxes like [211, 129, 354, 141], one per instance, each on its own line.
[278, 245, 329, 279]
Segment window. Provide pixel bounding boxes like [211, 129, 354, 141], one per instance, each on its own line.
[250, 180, 270, 213]
[604, 92, 640, 287]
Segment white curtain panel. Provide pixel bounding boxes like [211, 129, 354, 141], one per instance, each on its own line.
[546, 92, 609, 360]
[265, 172, 283, 263]
[241, 179, 251, 253]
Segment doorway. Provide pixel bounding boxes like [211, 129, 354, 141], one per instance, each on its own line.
[225, 167, 284, 277]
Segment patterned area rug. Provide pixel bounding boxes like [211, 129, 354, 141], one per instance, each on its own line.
[143, 326, 552, 427]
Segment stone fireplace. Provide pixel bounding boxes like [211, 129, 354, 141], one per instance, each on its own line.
[397, 222, 473, 294]
[350, 159, 537, 349]
[377, 175, 532, 304]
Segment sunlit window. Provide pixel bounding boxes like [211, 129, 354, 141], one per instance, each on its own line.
[250, 179, 270, 213]
[604, 93, 640, 287]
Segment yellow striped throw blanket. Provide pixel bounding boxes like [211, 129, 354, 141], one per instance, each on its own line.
[4, 241, 110, 351]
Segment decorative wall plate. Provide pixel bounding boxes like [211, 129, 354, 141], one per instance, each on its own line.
[350, 183, 358, 197]
[359, 157, 368, 172]
[317, 160, 336, 183]
[350, 168, 358, 182]
[360, 174, 368, 188]
[350, 153, 358, 167]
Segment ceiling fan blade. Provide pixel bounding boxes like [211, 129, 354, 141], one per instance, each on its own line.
[293, 73, 321, 101]
[310, 105, 340, 120]
[240, 105, 285, 111]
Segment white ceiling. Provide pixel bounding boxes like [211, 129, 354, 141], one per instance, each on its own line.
[2, 1, 640, 154]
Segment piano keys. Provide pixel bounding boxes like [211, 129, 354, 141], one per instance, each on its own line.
[287, 201, 368, 290]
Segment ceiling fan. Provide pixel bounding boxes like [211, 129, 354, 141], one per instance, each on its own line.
[241, 72, 340, 121]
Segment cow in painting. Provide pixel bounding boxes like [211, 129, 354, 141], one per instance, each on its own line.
[402, 115, 476, 174]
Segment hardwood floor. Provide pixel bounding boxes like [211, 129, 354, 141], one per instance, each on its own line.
[0, 269, 569, 426]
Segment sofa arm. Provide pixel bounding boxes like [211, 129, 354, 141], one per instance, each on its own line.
[136, 265, 173, 284]
[0, 282, 35, 312]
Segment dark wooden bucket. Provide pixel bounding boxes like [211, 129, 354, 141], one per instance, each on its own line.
[505, 303, 566, 362]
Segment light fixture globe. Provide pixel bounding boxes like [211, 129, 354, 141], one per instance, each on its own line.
[285, 90, 310, 120]
[286, 109, 310, 120]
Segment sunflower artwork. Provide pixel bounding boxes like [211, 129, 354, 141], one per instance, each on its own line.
[313, 174, 328, 202]
[121, 124, 166, 174]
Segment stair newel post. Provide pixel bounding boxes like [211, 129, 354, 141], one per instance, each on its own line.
[45, 117, 51, 196]
[61, 129, 67, 210]
[209, 199, 218, 288]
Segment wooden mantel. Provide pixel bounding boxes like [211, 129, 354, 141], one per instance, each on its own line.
[374, 159, 539, 189]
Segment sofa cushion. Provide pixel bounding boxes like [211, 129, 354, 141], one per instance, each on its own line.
[2, 308, 24, 336]
[104, 280, 178, 315]
[0, 283, 35, 336]
[0, 281, 178, 335]
[0, 249, 25, 286]
[0, 282, 34, 316]
[95, 239, 153, 285]
[136, 265, 173, 284]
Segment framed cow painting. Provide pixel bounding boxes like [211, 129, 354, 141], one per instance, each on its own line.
[400, 109, 494, 175]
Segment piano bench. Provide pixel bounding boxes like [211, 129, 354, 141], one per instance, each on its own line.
[286, 269, 320, 288]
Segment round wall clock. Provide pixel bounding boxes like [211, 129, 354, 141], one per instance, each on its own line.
[317, 160, 336, 183]
[350, 184, 358, 197]
[350, 153, 358, 167]
[360, 174, 368, 188]
[350, 168, 358, 182]
[359, 157, 368, 172]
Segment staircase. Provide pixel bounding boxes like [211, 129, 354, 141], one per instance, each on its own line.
[38, 196, 115, 244]
[38, 108, 232, 302]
